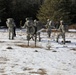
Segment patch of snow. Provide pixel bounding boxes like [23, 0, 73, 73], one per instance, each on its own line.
[0, 29, 76, 75]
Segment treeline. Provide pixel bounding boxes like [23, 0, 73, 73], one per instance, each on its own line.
[0, 0, 40, 27]
[0, 0, 76, 27]
[37, 0, 76, 24]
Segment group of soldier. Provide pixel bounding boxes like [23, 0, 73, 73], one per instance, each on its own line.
[6, 17, 66, 44]
[46, 19, 66, 44]
[6, 18, 39, 40]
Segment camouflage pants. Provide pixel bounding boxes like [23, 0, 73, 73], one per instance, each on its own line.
[56, 32, 65, 44]
[8, 28, 14, 39]
[47, 30, 51, 38]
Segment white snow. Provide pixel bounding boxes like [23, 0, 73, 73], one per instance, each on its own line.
[0, 28, 76, 75]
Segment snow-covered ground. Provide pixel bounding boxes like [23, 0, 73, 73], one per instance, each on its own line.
[0, 29, 76, 75]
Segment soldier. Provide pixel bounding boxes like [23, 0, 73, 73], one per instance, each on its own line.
[34, 19, 41, 41]
[23, 18, 29, 27]
[22, 18, 38, 46]
[23, 18, 35, 34]
[34, 19, 37, 26]
[46, 19, 52, 38]
[6, 18, 16, 39]
[56, 20, 65, 44]
[12, 19, 16, 37]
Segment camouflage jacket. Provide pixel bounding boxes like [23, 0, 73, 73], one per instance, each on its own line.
[59, 24, 65, 33]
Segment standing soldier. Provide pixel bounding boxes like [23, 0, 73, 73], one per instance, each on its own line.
[6, 18, 16, 40]
[56, 20, 65, 44]
[23, 18, 35, 34]
[46, 19, 52, 38]
[22, 18, 37, 46]
[34, 19, 41, 41]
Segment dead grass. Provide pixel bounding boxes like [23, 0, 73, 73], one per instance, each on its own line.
[2, 50, 7, 51]
[29, 68, 47, 75]
[23, 67, 47, 75]
[17, 44, 42, 48]
[42, 29, 60, 32]
[69, 24, 76, 29]
[0, 41, 5, 43]
[13, 73, 26, 75]
[2, 74, 7, 75]
[0, 57, 9, 61]
[0, 57, 9, 64]
[0, 62, 6, 64]
[0, 70, 5, 73]
[71, 48, 76, 51]
[0, 68, 5, 74]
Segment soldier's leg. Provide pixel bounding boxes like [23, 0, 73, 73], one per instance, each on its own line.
[38, 32, 41, 41]
[47, 31, 51, 38]
[12, 29, 14, 40]
[14, 27, 16, 36]
[56, 33, 61, 42]
[9, 30, 11, 39]
[35, 34, 37, 47]
[48, 33, 50, 38]
[12, 33, 14, 39]
[62, 33, 65, 44]
[27, 34, 31, 46]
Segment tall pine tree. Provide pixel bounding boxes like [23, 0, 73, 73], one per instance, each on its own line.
[37, 0, 72, 23]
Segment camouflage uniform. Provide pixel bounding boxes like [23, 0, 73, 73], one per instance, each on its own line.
[46, 19, 52, 38]
[6, 18, 16, 39]
[22, 18, 35, 40]
[24, 18, 35, 34]
[56, 20, 65, 44]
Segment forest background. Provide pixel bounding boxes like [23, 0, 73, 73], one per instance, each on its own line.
[0, 0, 76, 27]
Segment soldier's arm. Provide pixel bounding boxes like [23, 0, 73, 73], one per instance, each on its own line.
[62, 25, 65, 33]
[45, 24, 47, 28]
[56, 25, 61, 31]
[12, 22, 16, 27]
[45, 23, 49, 29]
[6, 21, 9, 27]
[51, 25, 56, 29]
[21, 22, 26, 28]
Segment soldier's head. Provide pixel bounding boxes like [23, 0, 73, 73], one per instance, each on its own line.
[60, 20, 63, 25]
[50, 20, 52, 23]
[47, 19, 50, 22]
[7, 18, 14, 22]
[60, 20, 63, 22]
[25, 18, 29, 21]
[34, 19, 37, 22]
[7, 18, 12, 22]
